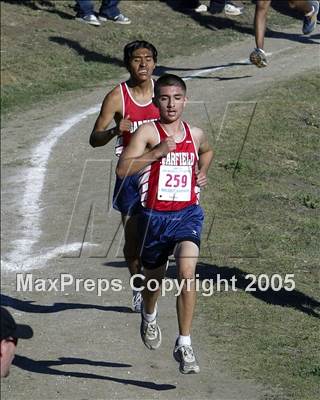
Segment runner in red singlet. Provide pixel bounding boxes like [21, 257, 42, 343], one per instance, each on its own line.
[117, 74, 214, 374]
[89, 41, 159, 312]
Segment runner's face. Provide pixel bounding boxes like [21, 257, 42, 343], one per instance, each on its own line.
[156, 85, 186, 122]
[128, 48, 155, 81]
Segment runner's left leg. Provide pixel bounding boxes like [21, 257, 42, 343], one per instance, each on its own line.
[174, 241, 199, 336]
[173, 240, 200, 374]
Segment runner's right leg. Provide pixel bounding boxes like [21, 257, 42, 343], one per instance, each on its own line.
[250, 0, 271, 67]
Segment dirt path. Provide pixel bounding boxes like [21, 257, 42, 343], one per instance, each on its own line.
[1, 27, 319, 400]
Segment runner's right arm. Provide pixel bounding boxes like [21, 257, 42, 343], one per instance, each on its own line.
[116, 123, 175, 178]
[89, 87, 131, 147]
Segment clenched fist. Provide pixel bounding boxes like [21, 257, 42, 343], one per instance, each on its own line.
[156, 136, 176, 157]
[118, 115, 132, 133]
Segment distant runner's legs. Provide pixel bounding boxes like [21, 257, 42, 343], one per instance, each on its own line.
[122, 214, 142, 312]
[250, 0, 318, 68]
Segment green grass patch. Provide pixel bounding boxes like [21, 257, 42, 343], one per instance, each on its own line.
[197, 70, 320, 400]
[1, 0, 300, 117]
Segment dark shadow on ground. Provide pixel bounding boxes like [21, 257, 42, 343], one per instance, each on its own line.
[161, 0, 200, 11]
[155, 62, 252, 80]
[14, 356, 131, 369]
[181, 75, 252, 80]
[271, 0, 303, 21]
[166, 262, 320, 318]
[189, 13, 248, 33]
[102, 261, 127, 268]
[0, 294, 132, 314]
[49, 37, 124, 66]
[161, 0, 253, 32]
[2, 0, 74, 20]
[265, 29, 320, 45]
[161, 0, 319, 45]
[252, 0, 311, 20]
[13, 355, 176, 390]
[154, 61, 250, 75]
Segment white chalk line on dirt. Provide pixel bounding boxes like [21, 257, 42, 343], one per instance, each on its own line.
[1, 107, 100, 272]
[1, 47, 294, 272]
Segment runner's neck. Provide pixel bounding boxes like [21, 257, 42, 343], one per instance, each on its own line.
[126, 78, 153, 98]
[159, 120, 184, 140]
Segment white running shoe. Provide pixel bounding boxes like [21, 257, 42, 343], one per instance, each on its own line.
[224, 3, 243, 16]
[75, 14, 101, 26]
[194, 4, 208, 13]
[173, 340, 200, 374]
[140, 311, 162, 350]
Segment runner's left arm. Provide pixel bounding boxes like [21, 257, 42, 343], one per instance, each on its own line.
[193, 128, 214, 188]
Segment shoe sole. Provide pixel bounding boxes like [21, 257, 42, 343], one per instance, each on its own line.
[75, 17, 100, 26]
[180, 366, 200, 374]
[114, 21, 131, 25]
[98, 17, 131, 24]
[224, 10, 243, 16]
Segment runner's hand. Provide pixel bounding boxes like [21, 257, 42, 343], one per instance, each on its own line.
[196, 170, 207, 188]
[118, 115, 132, 133]
[156, 137, 176, 157]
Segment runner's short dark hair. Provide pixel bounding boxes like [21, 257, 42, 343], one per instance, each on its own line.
[154, 74, 186, 98]
[123, 40, 158, 69]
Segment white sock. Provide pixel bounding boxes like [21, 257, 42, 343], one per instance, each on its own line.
[143, 304, 157, 322]
[256, 48, 266, 55]
[178, 335, 191, 346]
[305, 6, 315, 17]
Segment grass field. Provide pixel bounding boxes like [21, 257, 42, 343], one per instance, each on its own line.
[1, 0, 301, 117]
[196, 70, 320, 400]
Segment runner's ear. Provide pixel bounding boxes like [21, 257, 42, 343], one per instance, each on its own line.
[183, 96, 188, 108]
[152, 97, 159, 108]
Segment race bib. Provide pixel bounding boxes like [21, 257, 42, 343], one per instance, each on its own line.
[158, 165, 192, 201]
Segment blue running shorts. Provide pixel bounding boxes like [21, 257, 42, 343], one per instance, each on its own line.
[139, 204, 204, 269]
[112, 174, 141, 216]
